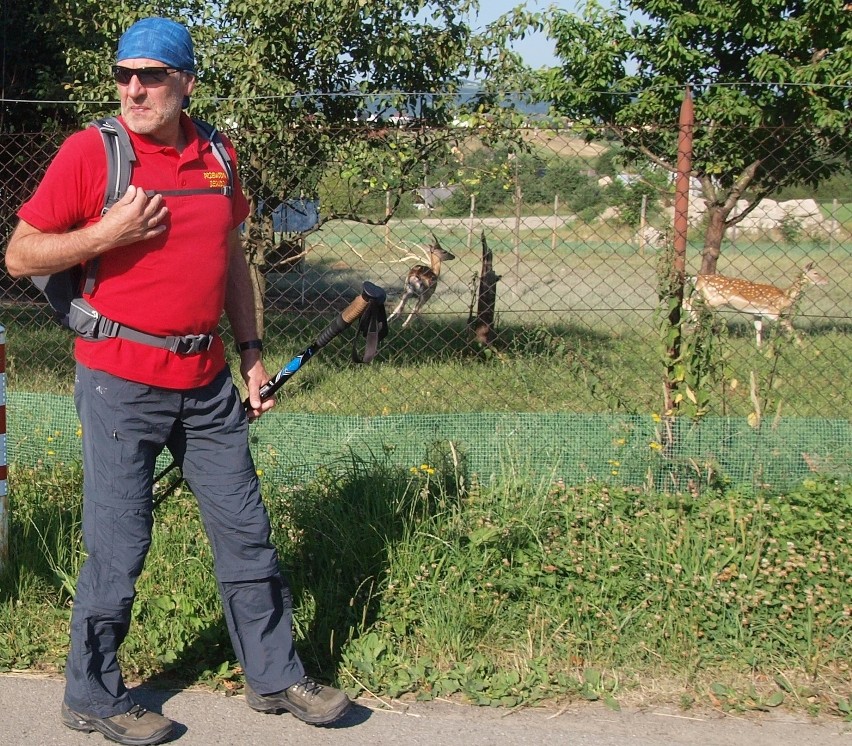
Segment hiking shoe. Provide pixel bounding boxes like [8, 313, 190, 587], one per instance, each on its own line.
[244, 676, 351, 725]
[61, 702, 173, 745]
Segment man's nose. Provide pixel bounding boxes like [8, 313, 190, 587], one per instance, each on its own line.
[125, 75, 147, 95]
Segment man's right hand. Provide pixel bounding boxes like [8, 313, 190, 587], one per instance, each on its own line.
[97, 185, 169, 247]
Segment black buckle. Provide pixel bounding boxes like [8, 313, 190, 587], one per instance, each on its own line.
[167, 333, 214, 355]
[96, 315, 121, 339]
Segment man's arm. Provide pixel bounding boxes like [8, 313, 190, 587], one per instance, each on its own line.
[224, 228, 274, 420]
[4, 186, 168, 278]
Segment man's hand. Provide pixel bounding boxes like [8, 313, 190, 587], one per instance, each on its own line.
[241, 351, 276, 421]
[97, 185, 169, 248]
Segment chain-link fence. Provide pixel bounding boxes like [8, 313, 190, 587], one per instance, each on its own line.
[1, 102, 850, 488]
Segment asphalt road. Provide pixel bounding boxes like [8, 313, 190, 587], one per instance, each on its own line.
[1, 673, 850, 746]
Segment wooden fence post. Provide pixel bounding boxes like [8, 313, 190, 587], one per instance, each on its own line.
[385, 190, 391, 250]
[513, 162, 522, 274]
[664, 86, 694, 427]
[467, 193, 476, 251]
[638, 194, 648, 256]
[551, 194, 559, 252]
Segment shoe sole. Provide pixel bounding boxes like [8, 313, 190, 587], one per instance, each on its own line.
[248, 696, 351, 725]
[61, 704, 173, 746]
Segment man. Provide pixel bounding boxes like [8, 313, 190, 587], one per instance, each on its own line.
[4, 17, 350, 746]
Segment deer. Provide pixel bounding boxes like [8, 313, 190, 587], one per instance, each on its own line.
[387, 235, 456, 328]
[683, 262, 828, 348]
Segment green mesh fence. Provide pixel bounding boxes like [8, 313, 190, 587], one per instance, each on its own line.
[8, 392, 850, 492]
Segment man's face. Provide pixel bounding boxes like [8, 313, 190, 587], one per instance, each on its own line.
[115, 57, 195, 141]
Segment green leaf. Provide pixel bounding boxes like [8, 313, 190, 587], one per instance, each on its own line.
[583, 668, 602, 688]
[711, 682, 731, 697]
[764, 691, 785, 708]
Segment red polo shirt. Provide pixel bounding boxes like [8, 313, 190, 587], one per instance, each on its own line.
[17, 114, 251, 389]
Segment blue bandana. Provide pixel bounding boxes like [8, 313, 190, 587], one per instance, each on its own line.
[116, 17, 195, 72]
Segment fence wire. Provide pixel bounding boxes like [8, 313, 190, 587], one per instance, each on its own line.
[1, 105, 850, 486]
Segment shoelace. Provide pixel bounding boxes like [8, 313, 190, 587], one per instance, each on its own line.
[124, 705, 148, 720]
[290, 677, 323, 699]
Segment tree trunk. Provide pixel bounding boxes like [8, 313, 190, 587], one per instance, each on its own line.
[698, 159, 761, 276]
[700, 206, 728, 275]
[241, 197, 267, 336]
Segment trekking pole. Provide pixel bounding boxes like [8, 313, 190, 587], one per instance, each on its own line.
[153, 281, 388, 508]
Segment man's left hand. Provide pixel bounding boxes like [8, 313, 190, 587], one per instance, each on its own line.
[241, 353, 275, 421]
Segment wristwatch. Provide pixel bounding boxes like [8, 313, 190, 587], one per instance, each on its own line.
[236, 339, 263, 353]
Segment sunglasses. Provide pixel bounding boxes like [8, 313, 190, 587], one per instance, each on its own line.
[112, 65, 182, 86]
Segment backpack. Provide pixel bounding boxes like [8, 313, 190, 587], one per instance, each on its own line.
[31, 117, 234, 354]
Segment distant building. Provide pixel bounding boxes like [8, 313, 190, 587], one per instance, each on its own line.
[414, 185, 459, 211]
[269, 199, 320, 233]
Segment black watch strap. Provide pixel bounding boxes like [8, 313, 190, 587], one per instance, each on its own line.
[236, 339, 263, 353]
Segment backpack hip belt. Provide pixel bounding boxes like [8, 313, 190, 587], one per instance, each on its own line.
[69, 298, 214, 355]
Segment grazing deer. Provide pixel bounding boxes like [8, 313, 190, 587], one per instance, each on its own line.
[683, 262, 828, 347]
[387, 236, 456, 328]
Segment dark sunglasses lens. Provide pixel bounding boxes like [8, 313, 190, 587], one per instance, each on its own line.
[113, 67, 171, 85]
[138, 69, 170, 84]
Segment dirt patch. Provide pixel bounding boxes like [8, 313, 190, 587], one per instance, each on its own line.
[521, 128, 608, 159]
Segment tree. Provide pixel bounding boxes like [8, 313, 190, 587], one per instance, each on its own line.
[0, 0, 78, 133]
[36, 0, 526, 326]
[530, 0, 852, 274]
[1, 1, 83, 298]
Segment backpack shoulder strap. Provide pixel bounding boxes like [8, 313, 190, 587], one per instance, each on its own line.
[90, 117, 136, 215]
[192, 118, 234, 197]
[81, 117, 136, 296]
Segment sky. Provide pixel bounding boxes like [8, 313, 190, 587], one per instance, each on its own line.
[469, 1, 580, 69]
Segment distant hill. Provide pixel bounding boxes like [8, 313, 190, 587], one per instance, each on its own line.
[457, 82, 550, 115]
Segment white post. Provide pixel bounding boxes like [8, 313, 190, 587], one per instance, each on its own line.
[832, 198, 839, 251]
[0, 325, 7, 571]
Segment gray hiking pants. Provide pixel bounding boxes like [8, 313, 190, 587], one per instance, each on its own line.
[64, 363, 304, 717]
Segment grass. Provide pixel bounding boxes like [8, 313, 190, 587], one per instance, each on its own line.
[3, 225, 850, 419]
[3, 306, 851, 419]
[1, 453, 850, 717]
[1, 221, 849, 713]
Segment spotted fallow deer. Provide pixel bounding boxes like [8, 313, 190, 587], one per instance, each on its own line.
[387, 236, 456, 328]
[683, 262, 828, 347]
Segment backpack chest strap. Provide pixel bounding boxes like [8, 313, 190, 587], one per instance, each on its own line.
[145, 187, 234, 198]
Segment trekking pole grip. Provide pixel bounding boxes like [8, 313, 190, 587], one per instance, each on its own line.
[257, 281, 386, 402]
[314, 281, 386, 349]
